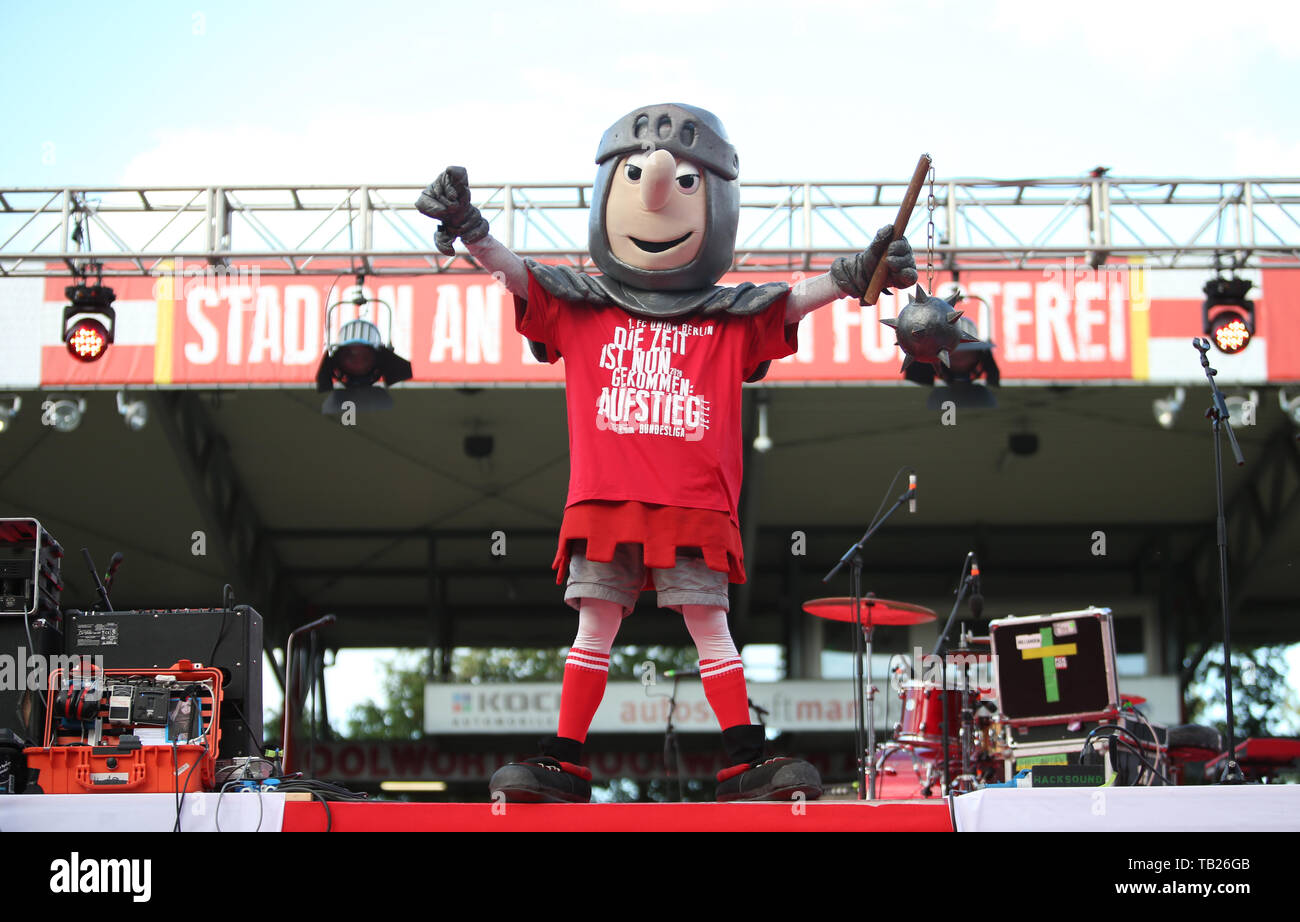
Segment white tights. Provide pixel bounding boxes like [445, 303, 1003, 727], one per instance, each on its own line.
[571, 599, 739, 661]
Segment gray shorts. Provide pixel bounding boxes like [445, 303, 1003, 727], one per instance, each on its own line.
[564, 541, 730, 615]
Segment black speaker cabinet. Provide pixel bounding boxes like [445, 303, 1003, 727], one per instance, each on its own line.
[0, 615, 62, 746]
[65, 607, 263, 759]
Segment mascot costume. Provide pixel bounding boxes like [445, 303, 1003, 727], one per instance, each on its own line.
[417, 104, 916, 802]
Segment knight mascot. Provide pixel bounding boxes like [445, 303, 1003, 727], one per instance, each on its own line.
[417, 104, 917, 802]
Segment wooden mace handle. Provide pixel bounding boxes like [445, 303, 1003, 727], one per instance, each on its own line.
[862, 153, 932, 306]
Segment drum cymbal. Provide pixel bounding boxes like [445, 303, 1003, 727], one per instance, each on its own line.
[802, 597, 937, 626]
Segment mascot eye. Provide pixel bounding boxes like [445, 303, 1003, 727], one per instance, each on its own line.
[624, 163, 643, 182]
[674, 163, 702, 195]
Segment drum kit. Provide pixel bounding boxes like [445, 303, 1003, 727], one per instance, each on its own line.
[803, 596, 1007, 799]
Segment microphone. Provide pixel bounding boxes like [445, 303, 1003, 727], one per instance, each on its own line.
[908, 473, 917, 514]
[967, 557, 984, 619]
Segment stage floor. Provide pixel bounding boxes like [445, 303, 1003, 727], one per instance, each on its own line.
[5, 786, 1296, 833]
[281, 798, 955, 832]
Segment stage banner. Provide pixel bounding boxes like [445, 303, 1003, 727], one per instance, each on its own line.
[302, 742, 864, 784]
[426, 679, 870, 735]
[422, 674, 1179, 736]
[302, 738, 868, 780]
[6, 261, 1296, 388]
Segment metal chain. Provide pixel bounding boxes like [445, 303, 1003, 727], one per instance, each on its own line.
[925, 164, 937, 293]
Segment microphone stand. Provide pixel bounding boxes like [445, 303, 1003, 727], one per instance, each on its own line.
[930, 554, 975, 796]
[823, 478, 916, 801]
[1193, 337, 1246, 784]
[955, 630, 977, 793]
[283, 614, 337, 776]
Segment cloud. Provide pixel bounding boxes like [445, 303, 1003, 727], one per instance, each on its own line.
[1228, 129, 1300, 176]
[117, 103, 594, 186]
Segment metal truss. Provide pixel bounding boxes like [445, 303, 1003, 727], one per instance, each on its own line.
[2, 176, 1299, 278]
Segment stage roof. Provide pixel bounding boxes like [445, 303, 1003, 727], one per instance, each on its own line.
[2, 383, 1296, 661]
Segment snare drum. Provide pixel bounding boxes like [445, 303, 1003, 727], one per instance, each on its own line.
[895, 681, 964, 749]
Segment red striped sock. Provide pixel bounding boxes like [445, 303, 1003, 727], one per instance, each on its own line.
[700, 657, 750, 730]
[557, 647, 610, 742]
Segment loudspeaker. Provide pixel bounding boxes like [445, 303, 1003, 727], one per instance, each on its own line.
[0, 616, 63, 745]
[64, 607, 263, 759]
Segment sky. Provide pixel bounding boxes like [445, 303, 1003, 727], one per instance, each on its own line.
[9, 0, 1300, 727]
[5, 0, 1300, 191]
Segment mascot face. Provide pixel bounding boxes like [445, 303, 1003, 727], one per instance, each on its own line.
[589, 103, 741, 293]
[605, 149, 707, 271]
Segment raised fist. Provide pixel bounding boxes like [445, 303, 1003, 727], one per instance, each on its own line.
[830, 224, 919, 301]
[415, 166, 490, 256]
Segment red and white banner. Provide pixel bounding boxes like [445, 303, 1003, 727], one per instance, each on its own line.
[4, 260, 1297, 388]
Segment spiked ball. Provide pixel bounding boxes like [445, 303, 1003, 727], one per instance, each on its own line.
[880, 286, 989, 375]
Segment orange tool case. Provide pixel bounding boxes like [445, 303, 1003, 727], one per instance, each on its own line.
[24, 660, 222, 795]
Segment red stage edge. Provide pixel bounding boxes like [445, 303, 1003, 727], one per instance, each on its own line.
[282, 799, 954, 832]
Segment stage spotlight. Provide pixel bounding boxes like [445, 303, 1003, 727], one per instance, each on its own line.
[753, 397, 772, 453]
[316, 276, 413, 414]
[1280, 389, 1300, 427]
[1202, 277, 1255, 355]
[44, 397, 86, 433]
[63, 284, 117, 362]
[0, 396, 20, 434]
[116, 391, 148, 431]
[1153, 387, 1185, 429]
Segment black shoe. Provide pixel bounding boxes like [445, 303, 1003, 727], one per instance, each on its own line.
[488, 737, 593, 804]
[716, 757, 823, 802]
[716, 724, 823, 802]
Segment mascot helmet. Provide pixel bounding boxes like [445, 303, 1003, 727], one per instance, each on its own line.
[589, 103, 741, 292]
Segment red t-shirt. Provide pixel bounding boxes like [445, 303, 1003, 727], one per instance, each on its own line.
[516, 268, 797, 582]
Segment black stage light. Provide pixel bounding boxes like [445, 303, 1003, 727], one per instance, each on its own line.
[316, 276, 413, 414]
[63, 284, 117, 362]
[1202, 276, 1255, 355]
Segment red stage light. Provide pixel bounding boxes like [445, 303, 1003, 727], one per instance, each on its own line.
[66, 318, 110, 361]
[1201, 277, 1254, 355]
[62, 283, 117, 363]
[1211, 312, 1251, 354]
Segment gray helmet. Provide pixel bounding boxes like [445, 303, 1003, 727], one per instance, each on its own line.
[588, 104, 740, 292]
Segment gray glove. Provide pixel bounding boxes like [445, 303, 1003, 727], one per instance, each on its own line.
[831, 224, 919, 301]
[415, 166, 491, 256]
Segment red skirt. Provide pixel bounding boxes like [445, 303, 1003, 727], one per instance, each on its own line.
[552, 500, 746, 585]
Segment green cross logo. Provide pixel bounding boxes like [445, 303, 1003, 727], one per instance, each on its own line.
[1019, 627, 1078, 703]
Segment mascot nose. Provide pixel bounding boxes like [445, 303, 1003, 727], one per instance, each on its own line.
[640, 149, 676, 212]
